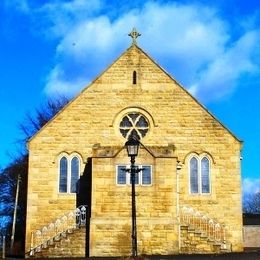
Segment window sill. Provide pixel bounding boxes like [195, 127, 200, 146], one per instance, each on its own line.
[116, 184, 152, 187]
[58, 193, 77, 196]
[189, 193, 211, 196]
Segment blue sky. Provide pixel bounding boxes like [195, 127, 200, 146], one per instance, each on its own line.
[0, 0, 260, 195]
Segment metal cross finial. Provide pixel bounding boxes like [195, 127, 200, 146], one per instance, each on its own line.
[128, 28, 141, 45]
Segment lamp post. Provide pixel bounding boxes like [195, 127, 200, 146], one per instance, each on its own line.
[125, 137, 140, 258]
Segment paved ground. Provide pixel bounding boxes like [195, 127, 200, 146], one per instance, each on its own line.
[147, 252, 260, 259]
[5, 251, 260, 259]
[89, 252, 260, 260]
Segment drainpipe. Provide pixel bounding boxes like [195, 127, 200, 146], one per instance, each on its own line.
[176, 162, 182, 252]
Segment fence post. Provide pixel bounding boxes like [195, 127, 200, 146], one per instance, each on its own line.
[11, 174, 21, 253]
[2, 235, 6, 259]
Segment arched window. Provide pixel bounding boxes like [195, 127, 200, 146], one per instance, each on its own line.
[59, 154, 81, 193]
[201, 157, 210, 193]
[189, 155, 211, 194]
[71, 157, 80, 193]
[59, 157, 68, 192]
[190, 157, 199, 193]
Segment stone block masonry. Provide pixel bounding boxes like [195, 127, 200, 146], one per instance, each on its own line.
[25, 44, 243, 256]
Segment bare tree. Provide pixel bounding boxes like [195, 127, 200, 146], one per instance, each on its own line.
[243, 191, 260, 214]
[0, 96, 69, 256]
[19, 96, 69, 147]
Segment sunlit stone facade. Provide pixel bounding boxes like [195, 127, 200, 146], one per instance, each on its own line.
[25, 42, 243, 257]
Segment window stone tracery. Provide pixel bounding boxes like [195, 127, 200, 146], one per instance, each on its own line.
[119, 112, 149, 140]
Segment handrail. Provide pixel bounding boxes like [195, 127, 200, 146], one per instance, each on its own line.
[180, 206, 227, 243]
[29, 205, 87, 256]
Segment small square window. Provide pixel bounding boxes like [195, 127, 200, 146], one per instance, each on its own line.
[130, 171, 139, 185]
[116, 165, 152, 186]
[117, 166, 127, 185]
[142, 166, 152, 185]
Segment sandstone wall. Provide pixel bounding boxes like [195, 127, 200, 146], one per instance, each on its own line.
[26, 45, 243, 255]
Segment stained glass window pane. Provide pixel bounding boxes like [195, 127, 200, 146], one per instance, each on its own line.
[201, 157, 210, 193]
[130, 167, 139, 185]
[128, 113, 139, 123]
[129, 129, 140, 140]
[120, 129, 129, 138]
[138, 129, 148, 137]
[120, 117, 132, 127]
[190, 157, 199, 193]
[136, 116, 148, 127]
[142, 166, 151, 185]
[117, 166, 126, 184]
[135, 171, 139, 184]
[59, 157, 68, 193]
[71, 157, 79, 193]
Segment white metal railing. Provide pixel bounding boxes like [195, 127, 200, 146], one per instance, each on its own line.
[29, 205, 87, 256]
[180, 206, 227, 243]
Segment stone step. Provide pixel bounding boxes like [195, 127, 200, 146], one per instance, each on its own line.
[180, 224, 231, 254]
[31, 227, 86, 258]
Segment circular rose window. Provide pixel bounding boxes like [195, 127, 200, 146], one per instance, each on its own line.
[119, 112, 149, 140]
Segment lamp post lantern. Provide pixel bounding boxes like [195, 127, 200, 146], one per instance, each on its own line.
[125, 137, 140, 258]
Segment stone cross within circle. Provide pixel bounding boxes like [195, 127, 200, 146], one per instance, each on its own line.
[128, 28, 141, 45]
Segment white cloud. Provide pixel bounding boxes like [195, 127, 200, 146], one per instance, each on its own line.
[45, 65, 88, 97]
[7, 0, 260, 103]
[37, 0, 103, 38]
[192, 29, 260, 102]
[243, 178, 260, 195]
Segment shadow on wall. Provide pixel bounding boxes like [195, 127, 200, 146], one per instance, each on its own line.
[76, 158, 92, 258]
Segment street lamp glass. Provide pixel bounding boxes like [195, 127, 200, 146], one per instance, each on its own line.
[125, 138, 140, 157]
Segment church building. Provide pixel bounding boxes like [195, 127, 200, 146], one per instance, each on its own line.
[25, 29, 243, 257]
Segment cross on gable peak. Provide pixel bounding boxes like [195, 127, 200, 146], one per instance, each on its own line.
[128, 28, 141, 45]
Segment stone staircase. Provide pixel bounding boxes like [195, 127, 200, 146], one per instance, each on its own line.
[28, 205, 88, 258]
[31, 227, 86, 258]
[28, 205, 231, 257]
[180, 206, 232, 254]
